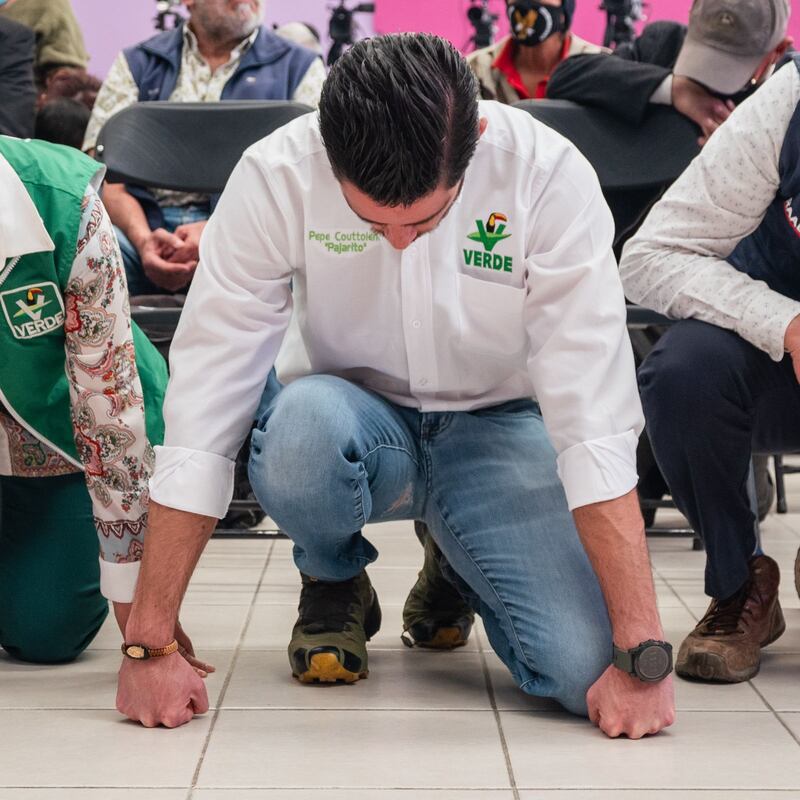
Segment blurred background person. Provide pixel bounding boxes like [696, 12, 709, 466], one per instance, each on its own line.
[0, 14, 36, 138]
[548, 0, 792, 143]
[0, 0, 89, 87]
[468, 0, 607, 103]
[83, 0, 324, 298]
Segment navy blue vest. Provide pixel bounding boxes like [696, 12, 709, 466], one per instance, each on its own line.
[122, 23, 318, 229]
[728, 57, 800, 301]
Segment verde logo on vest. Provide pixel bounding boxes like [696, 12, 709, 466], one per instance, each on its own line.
[1, 282, 65, 340]
[465, 213, 513, 273]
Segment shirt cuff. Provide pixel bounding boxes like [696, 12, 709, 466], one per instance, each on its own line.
[149, 445, 236, 519]
[99, 559, 140, 603]
[650, 74, 673, 106]
[556, 430, 640, 510]
[737, 291, 800, 361]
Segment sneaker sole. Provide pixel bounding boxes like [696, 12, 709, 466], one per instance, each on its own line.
[413, 626, 470, 649]
[294, 652, 368, 685]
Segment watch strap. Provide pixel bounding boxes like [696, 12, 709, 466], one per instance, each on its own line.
[612, 643, 636, 674]
[121, 639, 179, 659]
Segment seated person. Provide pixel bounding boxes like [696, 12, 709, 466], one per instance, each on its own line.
[547, 0, 791, 144]
[0, 16, 36, 138]
[83, 0, 325, 297]
[0, 0, 89, 87]
[0, 137, 203, 671]
[620, 58, 800, 683]
[468, 0, 606, 104]
[116, 34, 674, 738]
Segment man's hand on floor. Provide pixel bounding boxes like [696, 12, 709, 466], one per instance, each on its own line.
[114, 602, 215, 678]
[138, 228, 197, 292]
[117, 652, 209, 728]
[587, 665, 675, 739]
[672, 75, 735, 146]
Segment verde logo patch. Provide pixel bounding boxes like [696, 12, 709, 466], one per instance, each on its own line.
[1, 282, 65, 340]
[308, 229, 380, 255]
[464, 213, 513, 273]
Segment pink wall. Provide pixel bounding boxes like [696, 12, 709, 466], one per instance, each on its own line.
[73, 1, 796, 80]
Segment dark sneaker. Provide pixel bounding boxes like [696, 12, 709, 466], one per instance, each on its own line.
[676, 555, 785, 683]
[402, 522, 474, 649]
[289, 570, 381, 684]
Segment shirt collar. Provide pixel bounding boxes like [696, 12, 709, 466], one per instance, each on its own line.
[183, 23, 258, 65]
[0, 149, 54, 268]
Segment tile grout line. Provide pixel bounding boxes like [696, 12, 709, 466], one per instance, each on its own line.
[186, 539, 277, 800]
[748, 679, 800, 748]
[475, 626, 520, 800]
[651, 561, 702, 622]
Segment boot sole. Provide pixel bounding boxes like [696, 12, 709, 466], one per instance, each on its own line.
[412, 626, 470, 649]
[676, 651, 759, 683]
[294, 652, 368, 685]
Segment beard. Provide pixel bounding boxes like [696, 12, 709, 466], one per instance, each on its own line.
[191, 0, 263, 43]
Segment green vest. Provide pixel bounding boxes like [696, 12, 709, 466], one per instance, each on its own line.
[0, 136, 167, 465]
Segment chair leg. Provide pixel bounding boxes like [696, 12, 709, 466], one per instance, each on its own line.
[774, 454, 788, 514]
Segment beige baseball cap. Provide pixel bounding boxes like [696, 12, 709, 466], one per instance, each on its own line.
[674, 0, 791, 95]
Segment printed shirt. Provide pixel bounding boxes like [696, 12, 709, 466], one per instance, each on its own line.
[0, 161, 154, 603]
[83, 24, 326, 207]
[150, 100, 644, 519]
[620, 64, 800, 362]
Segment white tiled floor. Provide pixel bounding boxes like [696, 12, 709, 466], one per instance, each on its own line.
[3, 475, 800, 798]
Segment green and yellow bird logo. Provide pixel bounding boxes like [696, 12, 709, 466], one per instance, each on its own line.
[467, 212, 511, 253]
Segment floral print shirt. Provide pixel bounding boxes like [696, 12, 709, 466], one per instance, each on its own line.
[0, 186, 154, 602]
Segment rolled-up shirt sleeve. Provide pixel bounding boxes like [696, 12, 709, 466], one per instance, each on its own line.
[525, 143, 643, 510]
[149, 148, 294, 518]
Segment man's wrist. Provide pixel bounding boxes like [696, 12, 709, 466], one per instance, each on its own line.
[783, 313, 800, 353]
[129, 227, 151, 254]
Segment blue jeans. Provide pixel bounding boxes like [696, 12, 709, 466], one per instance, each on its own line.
[248, 375, 612, 715]
[115, 205, 209, 297]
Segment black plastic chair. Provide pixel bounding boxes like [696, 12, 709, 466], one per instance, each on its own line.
[95, 99, 313, 192]
[514, 99, 701, 246]
[96, 101, 313, 538]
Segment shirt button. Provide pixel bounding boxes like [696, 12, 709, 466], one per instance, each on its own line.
[412, 320, 422, 329]
[418, 378, 428, 387]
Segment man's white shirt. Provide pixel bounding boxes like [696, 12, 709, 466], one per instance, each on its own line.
[150, 101, 644, 517]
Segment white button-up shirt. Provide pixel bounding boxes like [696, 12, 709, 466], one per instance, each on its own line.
[150, 101, 643, 517]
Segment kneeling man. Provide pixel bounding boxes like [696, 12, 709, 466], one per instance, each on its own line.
[118, 33, 674, 738]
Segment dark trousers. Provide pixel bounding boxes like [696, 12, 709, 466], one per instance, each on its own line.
[639, 319, 800, 600]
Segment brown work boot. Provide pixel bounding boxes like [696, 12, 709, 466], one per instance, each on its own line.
[676, 555, 785, 683]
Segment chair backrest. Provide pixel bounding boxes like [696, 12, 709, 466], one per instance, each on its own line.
[513, 99, 700, 192]
[95, 100, 313, 193]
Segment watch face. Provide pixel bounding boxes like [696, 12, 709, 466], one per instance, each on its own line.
[637, 645, 671, 681]
[125, 645, 147, 659]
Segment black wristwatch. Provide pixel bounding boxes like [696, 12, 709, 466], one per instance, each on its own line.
[612, 640, 673, 682]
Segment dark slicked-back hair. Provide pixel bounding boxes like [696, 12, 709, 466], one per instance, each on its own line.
[319, 34, 480, 207]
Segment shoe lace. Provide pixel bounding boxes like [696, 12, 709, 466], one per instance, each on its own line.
[299, 577, 360, 634]
[700, 580, 760, 636]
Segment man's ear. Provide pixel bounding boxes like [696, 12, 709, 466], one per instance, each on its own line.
[479, 117, 489, 137]
[750, 38, 791, 84]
